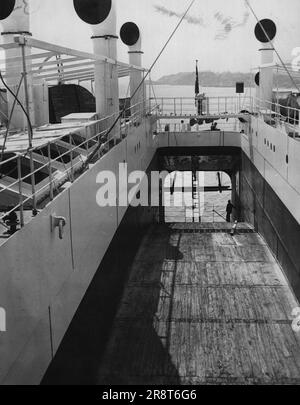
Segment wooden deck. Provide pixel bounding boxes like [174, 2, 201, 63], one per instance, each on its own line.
[97, 223, 300, 385]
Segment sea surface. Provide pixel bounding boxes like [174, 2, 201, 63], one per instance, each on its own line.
[148, 84, 254, 99]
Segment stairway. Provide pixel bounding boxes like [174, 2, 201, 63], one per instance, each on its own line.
[97, 222, 300, 385]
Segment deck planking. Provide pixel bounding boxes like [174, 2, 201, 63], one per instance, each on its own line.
[97, 223, 300, 385]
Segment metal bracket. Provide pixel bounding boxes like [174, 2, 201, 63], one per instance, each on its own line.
[51, 214, 66, 240]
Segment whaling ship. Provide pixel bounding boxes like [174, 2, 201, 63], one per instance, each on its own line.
[0, 0, 300, 385]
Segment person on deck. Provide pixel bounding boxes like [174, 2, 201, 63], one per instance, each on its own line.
[226, 200, 235, 223]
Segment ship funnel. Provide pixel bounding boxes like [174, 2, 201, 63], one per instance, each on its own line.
[0, 0, 37, 130]
[73, 0, 119, 138]
[120, 22, 144, 118]
[255, 19, 277, 111]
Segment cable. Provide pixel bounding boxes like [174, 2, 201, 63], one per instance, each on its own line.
[0, 70, 32, 180]
[0, 70, 33, 137]
[84, 0, 197, 167]
[1, 76, 24, 159]
[245, 0, 300, 93]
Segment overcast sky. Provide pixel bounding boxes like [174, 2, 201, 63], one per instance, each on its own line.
[2, 0, 300, 79]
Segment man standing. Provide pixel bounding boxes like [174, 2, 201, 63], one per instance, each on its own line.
[226, 200, 235, 223]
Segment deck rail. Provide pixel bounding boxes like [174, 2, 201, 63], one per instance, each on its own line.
[0, 98, 156, 229]
[150, 95, 300, 138]
[253, 97, 300, 139]
[150, 96, 254, 117]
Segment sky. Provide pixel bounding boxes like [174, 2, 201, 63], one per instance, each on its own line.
[1, 0, 300, 80]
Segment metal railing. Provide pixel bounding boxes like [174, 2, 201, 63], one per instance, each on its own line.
[150, 95, 300, 138]
[0, 98, 155, 230]
[252, 97, 300, 139]
[156, 120, 240, 133]
[150, 96, 254, 117]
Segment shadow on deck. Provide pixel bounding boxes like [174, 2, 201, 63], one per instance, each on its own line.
[42, 223, 300, 385]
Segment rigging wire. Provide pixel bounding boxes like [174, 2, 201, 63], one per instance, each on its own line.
[0, 70, 33, 136]
[245, 0, 300, 93]
[84, 0, 197, 167]
[0, 70, 32, 180]
[1, 76, 24, 159]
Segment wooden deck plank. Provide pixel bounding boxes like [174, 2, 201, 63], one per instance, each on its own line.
[96, 224, 300, 385]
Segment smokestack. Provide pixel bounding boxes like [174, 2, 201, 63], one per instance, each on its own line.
[120, 22, 144, 118]
[254, 19, 277, 111]
[73, 0, 120, 138]
[0, 0, 35, 130]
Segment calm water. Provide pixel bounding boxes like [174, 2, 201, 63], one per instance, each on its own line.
[148, 85, 254, 99]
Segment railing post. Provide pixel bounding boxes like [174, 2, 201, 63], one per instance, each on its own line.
[20, 41, 37, 215]
[48, 143, 54, 201]
[17, 155, 24, 228]
[69, 134, 74, 182]
[98, 135, 101, 160]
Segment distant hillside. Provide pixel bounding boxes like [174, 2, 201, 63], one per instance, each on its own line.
[154, 71, 294, 88]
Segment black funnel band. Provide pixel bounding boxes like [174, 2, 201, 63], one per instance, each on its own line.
[128, 51, 144, 54]
[91, 34, 118, 40]
[1, 31, 32, 36]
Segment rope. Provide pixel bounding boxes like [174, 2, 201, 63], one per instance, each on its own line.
[245, 0, 300, 93]
[84, 0, 197, 167]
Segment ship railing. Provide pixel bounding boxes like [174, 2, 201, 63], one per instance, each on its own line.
[0, 98, 153, 229]
[253, 97, 300, 139]
[149, 96, 254, 117]
[156, 120, 241, 133]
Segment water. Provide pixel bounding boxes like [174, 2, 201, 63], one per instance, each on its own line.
[149, 85, 254, 99]
[164, 171, 232, 223]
